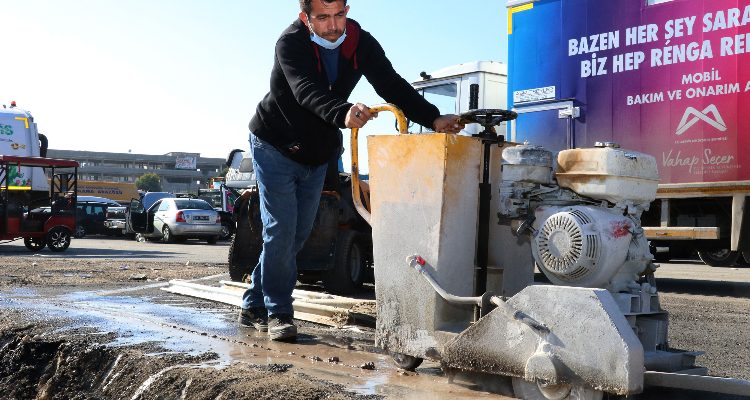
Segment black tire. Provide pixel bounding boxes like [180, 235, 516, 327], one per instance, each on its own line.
[74, 225, 86, 239]
[219, 224, 231, 240]
[228, 233, 258, 282]
[46, 227, 72, 252]
[162, 225, 174, 243]
[698, 249, 740, 267]
[23, 237, 46, 251]
[323, 230, 367, 295]
[391, 352, 423, 371]
[207, 236, 218, 245]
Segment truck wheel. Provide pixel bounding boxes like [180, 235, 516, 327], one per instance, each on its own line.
[74, 225, 86, 238]
[162, 225, 174, 243]
[23, 237, 46, 251]
[391, 352, 423, 371]
[323, 230, 367, 295]
[512, 378, 603, 400]
[46, 227, 72, 252]
[698, 249, 740, 267]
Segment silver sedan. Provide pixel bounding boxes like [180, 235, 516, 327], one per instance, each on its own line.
[141, 198, 223, 244]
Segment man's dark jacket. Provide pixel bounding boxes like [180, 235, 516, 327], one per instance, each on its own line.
[249, 18, 440, 166]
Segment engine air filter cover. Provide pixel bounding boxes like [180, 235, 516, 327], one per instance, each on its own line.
[532, 206, 633, 287]
[501, 144, 553, 184]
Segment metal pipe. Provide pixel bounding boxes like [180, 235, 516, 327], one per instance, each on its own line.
[644, 371, 750, 396]
[350, 104, 408, 225]
[407, 255, 483, 306]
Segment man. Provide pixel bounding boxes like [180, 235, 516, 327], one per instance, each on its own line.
[240, 0, 464, 341]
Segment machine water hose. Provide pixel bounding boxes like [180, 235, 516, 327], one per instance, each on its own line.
[350, 104, 408, 225]
[407, 254, 550, 334]
[406, 255, 483, 306]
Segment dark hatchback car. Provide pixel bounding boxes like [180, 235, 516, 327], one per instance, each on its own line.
[75, 196, 123, 237]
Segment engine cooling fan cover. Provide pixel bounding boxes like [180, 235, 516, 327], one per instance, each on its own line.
[533, 209, 601, 282]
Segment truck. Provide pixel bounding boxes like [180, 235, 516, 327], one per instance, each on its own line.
[0, 102, 78, 251]
[504, 0, 750, 266]
[76, 180, 139, 204]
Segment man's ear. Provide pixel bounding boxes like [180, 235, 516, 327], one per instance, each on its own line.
[299, 11, 309, 25]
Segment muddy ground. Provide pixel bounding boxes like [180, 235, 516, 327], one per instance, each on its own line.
[1, 255, 749, 399]
[0, 257, 381, 400]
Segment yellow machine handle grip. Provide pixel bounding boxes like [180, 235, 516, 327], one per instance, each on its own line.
[350, 104, 408, 225]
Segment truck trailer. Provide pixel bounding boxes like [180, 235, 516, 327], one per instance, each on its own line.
[506, 0, 750, 266]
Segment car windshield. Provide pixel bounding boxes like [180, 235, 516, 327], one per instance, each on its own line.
[174, 199, 213, 210]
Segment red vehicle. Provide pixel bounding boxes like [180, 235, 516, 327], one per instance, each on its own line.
[0, 155, 79, 252]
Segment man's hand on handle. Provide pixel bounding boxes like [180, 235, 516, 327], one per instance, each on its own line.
[345, 103, 377, 129]
[433, 114, 464, 134]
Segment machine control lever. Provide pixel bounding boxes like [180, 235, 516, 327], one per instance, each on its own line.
[490, 296, 550, 336]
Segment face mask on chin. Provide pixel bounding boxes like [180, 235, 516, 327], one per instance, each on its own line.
[309, 26, 347, 50]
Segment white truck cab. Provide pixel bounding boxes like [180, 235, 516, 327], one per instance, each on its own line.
[411, 61, 507, 136]
[0, 104, 49, 191]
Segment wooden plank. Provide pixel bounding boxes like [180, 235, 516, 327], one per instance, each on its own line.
[162, 280, 375, 328]
[643, 227, 720, 240]
[656, 181, 750, 198]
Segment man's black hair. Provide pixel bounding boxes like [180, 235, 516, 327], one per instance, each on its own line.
[299, 0, 348, 15]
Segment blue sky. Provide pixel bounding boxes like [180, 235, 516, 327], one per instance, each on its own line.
[2, 0, 508, 164]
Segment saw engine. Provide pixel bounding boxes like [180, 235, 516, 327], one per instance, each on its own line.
[500, 142, 660, 295]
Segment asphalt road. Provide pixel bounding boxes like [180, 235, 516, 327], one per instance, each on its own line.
[0, 234, 230, 263]
[4, 235, 749, 284]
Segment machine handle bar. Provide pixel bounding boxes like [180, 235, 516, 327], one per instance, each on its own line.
[350, 104, 408, 225]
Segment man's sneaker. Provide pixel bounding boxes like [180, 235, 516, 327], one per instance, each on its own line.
[268, 314, 297, 341]
[238, 307, 268, 332]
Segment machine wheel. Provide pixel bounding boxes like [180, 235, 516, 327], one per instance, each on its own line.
[207, 236, 218, 245]
[23, 237, 46, 251]
[323, 230, 367, 295]
[46, 227, 72, 252]
[512, 378, 603, 400]
[74, 225, 86, 238]
[391, 352, 423, 371]
[698, 249, 740, 267]
[162, 225, 174, 243]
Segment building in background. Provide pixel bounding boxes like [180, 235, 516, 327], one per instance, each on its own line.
[47, 149, 225, 194]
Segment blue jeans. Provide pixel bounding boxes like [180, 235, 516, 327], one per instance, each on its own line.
[241, 134, 327, 316]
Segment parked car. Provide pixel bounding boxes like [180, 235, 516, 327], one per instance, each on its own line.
[124, 192, 174, 238]
[75, 196, 122, 238]
[128, 198, 222, 244]
[103, 206, 127, 235]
